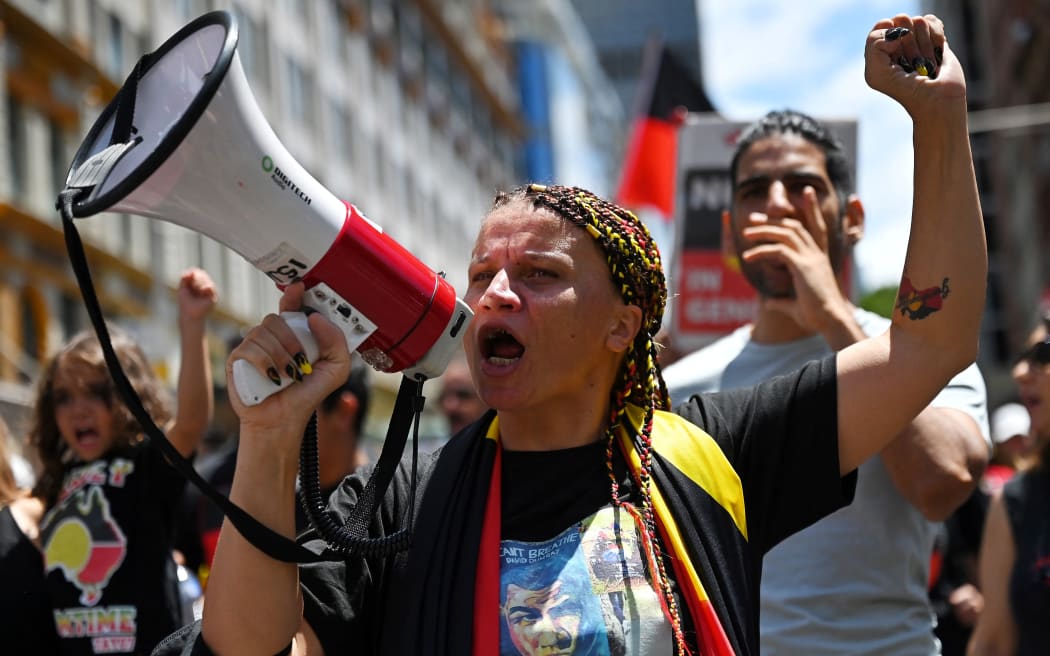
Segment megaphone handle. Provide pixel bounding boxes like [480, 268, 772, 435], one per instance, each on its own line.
[232, 312, 319, 406]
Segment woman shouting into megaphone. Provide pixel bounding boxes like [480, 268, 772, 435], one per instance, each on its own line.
[175, 13, 984, 656]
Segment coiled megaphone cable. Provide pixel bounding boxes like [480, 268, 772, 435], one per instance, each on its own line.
[297, 377, 420, 556]
[57, 185, 420, 562]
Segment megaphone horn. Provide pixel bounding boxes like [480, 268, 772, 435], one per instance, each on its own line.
[64, 10, 472, 406]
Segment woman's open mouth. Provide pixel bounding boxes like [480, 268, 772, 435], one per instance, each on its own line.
[481, 327, 524, 366]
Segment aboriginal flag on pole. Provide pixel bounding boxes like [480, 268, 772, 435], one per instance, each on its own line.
[615, 38, 714, 287]
[616, 39, 714, 220]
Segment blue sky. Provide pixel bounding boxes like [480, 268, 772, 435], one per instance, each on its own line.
[698, 0, 920, 292]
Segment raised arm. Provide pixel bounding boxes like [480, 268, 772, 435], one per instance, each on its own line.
[836, 14, 986, 475]
[166, 268, 218, 457]
[202, 283, 349, 656]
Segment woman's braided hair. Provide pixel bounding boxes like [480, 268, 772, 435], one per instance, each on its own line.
[492, 183, 689, 652]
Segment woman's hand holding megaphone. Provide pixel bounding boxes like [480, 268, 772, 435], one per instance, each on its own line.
[227, 282, 352, 446]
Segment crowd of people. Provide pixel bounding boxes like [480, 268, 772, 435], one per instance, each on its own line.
[0, 11, 1047, 656]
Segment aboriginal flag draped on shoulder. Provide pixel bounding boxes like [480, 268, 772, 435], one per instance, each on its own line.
[384, 408, 740, 655]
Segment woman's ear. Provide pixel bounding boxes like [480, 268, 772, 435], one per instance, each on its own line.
[607, 304, 643, 353]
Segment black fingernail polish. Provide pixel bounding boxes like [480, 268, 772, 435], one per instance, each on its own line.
[285, 364, 296, 379]
[885, 27, 909, 41]
[898, 56, 914, 73]
[934, 46, 943, 64]
[294, 352, 312, 375]
[267, 367, 281, 386]
[925, 58, 937, 78]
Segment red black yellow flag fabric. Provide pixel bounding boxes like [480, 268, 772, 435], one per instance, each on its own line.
[616, 39, 714, 222]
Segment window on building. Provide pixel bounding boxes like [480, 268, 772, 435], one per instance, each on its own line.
[320, 0, 346, 60]
[7, 97, 26, 201]
[233, 7, 271, 90]
[325, 98, 351, 163]
[106, 12, 125, 79]
[374, 139, 387, 193]
[19, 292, 40, 384]
[59, 292, 82, 342]
[283, 55, 315, 124]
[173, 0, 208, 23]
[279, 0, 309, 22]
[49, 120, 67, 199]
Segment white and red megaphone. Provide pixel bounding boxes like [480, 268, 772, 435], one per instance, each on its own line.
[63, 10, 471, 405]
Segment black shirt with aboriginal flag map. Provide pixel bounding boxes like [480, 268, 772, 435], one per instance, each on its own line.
[39, 442, 185, 655]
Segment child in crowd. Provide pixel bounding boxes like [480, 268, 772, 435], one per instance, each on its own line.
[29, 268, 216, 655]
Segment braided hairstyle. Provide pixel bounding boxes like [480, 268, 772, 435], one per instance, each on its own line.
[491, 183, 690, 652]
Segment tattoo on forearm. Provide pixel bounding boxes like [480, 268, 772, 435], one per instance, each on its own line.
[897, 276, 950, 320]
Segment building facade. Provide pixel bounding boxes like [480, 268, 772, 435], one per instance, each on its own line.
[0, 0, 527, 438]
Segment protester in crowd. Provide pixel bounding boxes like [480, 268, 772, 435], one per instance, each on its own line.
[0, 415, 59, 652]
[929, 485, 987, 656]
[27, 268, 216, 655]
[984, 401, 1032, 494]
[161, 14, 985, 655]
[929, 401, 1034, 654]
[968, 314, 1050, 655]
[661, 85, 988, 656]
[293, 363, 372, 534]
[437, 352, 487, 436]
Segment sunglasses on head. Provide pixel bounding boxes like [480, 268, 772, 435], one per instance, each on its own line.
[1015, 337, 1050, 367]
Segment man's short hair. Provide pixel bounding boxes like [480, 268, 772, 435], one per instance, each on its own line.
[730, 109, 853, 210]
[320, 357, 370, 435]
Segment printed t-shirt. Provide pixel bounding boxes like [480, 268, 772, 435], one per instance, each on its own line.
[39, 443, 185, 655]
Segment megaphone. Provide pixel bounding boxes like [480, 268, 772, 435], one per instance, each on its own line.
[63, 10, 471, 405]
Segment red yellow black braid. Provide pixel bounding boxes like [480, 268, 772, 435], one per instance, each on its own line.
[493, 183, 688, 654]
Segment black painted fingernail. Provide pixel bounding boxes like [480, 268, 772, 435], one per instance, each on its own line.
[913, 58, 929, 76]
[897, 56, 914, 73]
[267, 367, 281, 386]
[934, 46, 943, 65]
[925, 58, 937, 78]
[294, 352, 312, 375]
[885, 27, 909, 41]
[285, 364, 297, 380]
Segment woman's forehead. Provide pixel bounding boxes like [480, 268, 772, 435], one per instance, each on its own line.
[475, 206, 581, 252]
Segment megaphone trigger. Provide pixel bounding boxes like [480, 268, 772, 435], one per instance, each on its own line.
[232, 311, 320, 406]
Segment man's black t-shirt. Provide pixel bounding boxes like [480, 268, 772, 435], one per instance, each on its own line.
[298, 355, 854, 655]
